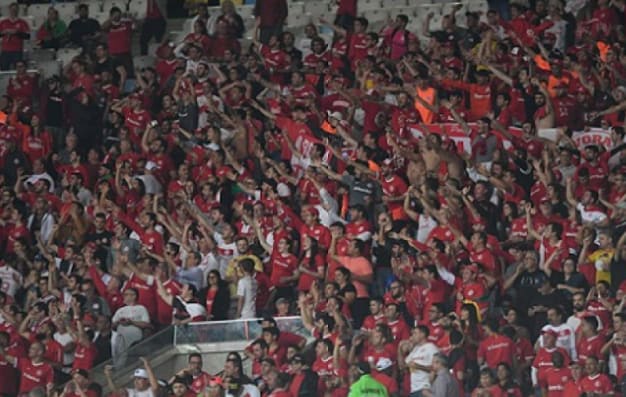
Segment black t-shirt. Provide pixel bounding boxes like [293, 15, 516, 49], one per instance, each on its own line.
[513, 269, 548, 310]
[94, 57, 122, 85]
[68, 17, 101, 46]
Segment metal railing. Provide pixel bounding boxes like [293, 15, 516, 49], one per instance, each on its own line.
[173, 316, 307, 345]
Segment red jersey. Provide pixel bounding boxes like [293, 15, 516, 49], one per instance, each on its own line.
[190, 371, 212, 393]
[296, 253, 324, 292]
[72, 342, 98, 370]
[348, 32, 368, 62]
[613, 343, 626, 379]
[107, 20, 133, 54]
[542, 367, 572, 397]
[576, 334, 605, 364]
[270, 252, 298, 288]
[7, 74, 35, 105]
[361, 313, 385, 333]
[303, 51, 331, 69]
[43, 339, 63, 365]
[155, 58, 181, 86]
[345, 220, 372, 241]
[419, 320, 445, 345]
[17, 358, 54, 393]
[123, 107, 151, 143]
[387, 318, 411, 343]
[532, 347, 570, 385]
[477, 333, 515, 369]
[380, 174, 408, 218]
[301, 224, 332, 250]
[312, 355, 335, 378]
[579, 373, 614, 395]
[0, 18, 29, 52]
[260, 45, 289, 71]
[21, 130, 52, 164]
[157, 279, 182, 325]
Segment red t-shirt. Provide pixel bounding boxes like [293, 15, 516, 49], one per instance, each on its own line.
[7, 74, 35, 105]
[17, 358, 54, 393]
[296, 253, 325, 292]
[73, 342, 98, 370]
[43, 339, 63, 365]
[532, 347, 570, 385]
[107, 20, 133, 54]
[123, 107, 151, 143]
[477, 334, 515, 369]
[576, 334, 605, 365]
[579, 373, 614, 395]
[0, 18, 29, 52]
[190, 371, 212, 393]
[157, 279, 182, 325]
[270, 252, 298, 288]
[542, 367, 572, 397]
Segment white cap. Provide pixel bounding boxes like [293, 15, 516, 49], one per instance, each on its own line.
[134, 369, 149, 379]
[327, 110, 343, 121]
[145, 161, 158, 171]
[204, 143, 221, 151]
[375, 358, 393, 371]
[277, 182, 291, 197]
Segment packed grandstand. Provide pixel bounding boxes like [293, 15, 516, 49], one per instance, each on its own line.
[1, 0, 626, 395]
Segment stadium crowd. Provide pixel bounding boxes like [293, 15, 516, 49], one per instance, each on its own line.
[2, 0, 626, 395]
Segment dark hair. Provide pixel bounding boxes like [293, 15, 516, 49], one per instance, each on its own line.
[262, 326, 280, 339]
[239, 258, 254, 274]
[355, 17, 368, 28]
[416, 324, 430, 338]
[335, 266, 351, 280]
[188, 353, 202, 362]
[583, 315, 599, 331]
[252, 339, 268, 350]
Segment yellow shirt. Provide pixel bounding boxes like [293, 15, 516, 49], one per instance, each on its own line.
[589, 248, 615, 284]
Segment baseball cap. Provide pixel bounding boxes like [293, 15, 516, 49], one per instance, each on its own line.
[290, 353, 304, 364]
[134, 369, 149, 379]
[72, 368, 89, 378]
[327, 110, 343, 121]
[258, 316, 277, 327]
[375, 358, 393, 372]
[542, 329, 558, 338]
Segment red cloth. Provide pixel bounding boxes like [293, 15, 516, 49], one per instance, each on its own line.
[0, 18, 29, 51]
[477, 333, 515, 369]
[107, 20, 132, 54]
[17, 358, 54, 393]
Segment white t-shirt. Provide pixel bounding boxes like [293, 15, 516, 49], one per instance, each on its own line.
[576, 203, 607, 225]
[54, 331, 75, 367]
[236, 275, 257, 319]
[0, 265, 22, 297]
[112, 305, 150, 345]
[126, 388, 154, 397]
[225, 384, 260, 397]
[405, 342, 439, 392]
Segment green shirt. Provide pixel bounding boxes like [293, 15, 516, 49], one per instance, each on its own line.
[348, 375, 389, 397]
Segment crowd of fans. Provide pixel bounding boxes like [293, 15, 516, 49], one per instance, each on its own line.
[2, 0, 626, 395]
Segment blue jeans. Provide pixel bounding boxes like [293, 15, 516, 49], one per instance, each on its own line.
[409, 391, 427, 397]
